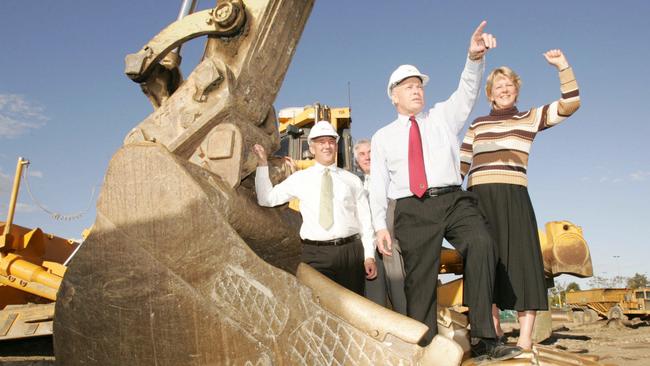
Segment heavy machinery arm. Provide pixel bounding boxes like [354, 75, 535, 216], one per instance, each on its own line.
[122, 0, 307, 189]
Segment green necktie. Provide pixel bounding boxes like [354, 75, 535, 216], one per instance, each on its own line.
[319, 168, 334, 229]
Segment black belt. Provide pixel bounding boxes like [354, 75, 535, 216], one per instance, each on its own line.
[424, 185, 461, 197]
[302, 234, 360, 247]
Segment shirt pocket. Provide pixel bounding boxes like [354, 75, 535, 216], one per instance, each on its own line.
[335, 181, 357, 211]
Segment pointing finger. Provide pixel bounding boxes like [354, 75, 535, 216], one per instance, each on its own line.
[472, 20, 487, 38]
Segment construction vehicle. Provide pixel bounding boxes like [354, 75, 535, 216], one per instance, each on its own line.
[0, 158, 79, 343]
[278, 103, 354, 171]
[36, 1, 603, 365]
[566, 287, 650, 321]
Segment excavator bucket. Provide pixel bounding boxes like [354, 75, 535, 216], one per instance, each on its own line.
[53, 143, 463, 365]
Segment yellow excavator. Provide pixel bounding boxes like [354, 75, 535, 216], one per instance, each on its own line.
[277, 103, 353, 170]
[2, 1, 600, 365]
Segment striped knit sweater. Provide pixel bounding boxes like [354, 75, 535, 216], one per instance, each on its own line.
[460, 67, 580, 187]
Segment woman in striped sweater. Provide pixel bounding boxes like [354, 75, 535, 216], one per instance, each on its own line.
[460, 49, 580, 350]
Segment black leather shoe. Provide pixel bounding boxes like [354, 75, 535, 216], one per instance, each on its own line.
[470, 337, 522, 361]
[496, 335, 507, 346]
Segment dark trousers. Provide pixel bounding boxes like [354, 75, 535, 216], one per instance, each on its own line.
[383, 240, 407, 314]
[366, 243, 409, 314]
[365, 249, 388, 306]
[301, 238, 365, 295]
[384, 199, 408, 314]
[365, 200, 408, 314]
[394, 190, 497, 346]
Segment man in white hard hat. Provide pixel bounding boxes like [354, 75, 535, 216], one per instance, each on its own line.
[253, 121, 377, 295]
[369, 21, 522, 360]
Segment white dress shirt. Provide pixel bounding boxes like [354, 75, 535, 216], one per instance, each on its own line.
[255, 162, 375, 259]
[363, 174, 371, 192]
[369, 57, 485, 231]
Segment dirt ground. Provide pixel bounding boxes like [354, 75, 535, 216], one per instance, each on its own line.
[503, 317, 650, 366]
[1, 318, 648, 365]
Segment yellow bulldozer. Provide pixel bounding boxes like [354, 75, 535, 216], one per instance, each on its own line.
[1, 1, 602, 365]
[0, 158, 79, 343]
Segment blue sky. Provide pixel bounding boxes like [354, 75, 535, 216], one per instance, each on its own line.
[1, 1, 648, 288]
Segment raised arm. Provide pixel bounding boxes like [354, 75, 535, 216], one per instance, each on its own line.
[253, 144, 296, 207]
[544, 49, 569, 71]
[537, 49, 580, 131]
[437, 21, 495, 135]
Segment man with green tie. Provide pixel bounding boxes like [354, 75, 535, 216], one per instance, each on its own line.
[253, 121, 376, 295]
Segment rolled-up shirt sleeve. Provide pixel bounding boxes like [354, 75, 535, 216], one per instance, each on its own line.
[254, 166, 296, 207]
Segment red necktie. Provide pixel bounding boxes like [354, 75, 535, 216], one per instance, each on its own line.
[408, 115, 427, 197]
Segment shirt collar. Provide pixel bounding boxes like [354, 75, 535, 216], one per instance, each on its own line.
[396, 111, 427, 126]
[314, 162, 337, 172]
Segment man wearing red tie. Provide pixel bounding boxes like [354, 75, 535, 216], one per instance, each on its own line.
[369, 21, 521, 360]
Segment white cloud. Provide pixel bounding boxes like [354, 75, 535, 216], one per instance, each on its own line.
[0, 201, 38, 214]
[629, 170, 650, 181]
[584, 167, 650, 184]
[0, 94, 49, 138]
[28, 170, 43, 178]
[15, 202, 37, 213]
[597, 176, 622, 184]
[0, 169, 10, 194]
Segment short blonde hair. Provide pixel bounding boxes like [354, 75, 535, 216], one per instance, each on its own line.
[485, 66, 522, 105]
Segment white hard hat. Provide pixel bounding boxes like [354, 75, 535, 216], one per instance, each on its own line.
[387, 64, 429, 98]
[308, 121, 339, 143]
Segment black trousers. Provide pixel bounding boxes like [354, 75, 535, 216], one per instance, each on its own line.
[365, 199, 408, 314]
[364, 249, 388, 306]
[394, 190, 497, 345]
[301, 238, 365, 295]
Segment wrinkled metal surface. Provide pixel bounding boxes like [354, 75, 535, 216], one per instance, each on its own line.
[53, 144, 462, 365]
